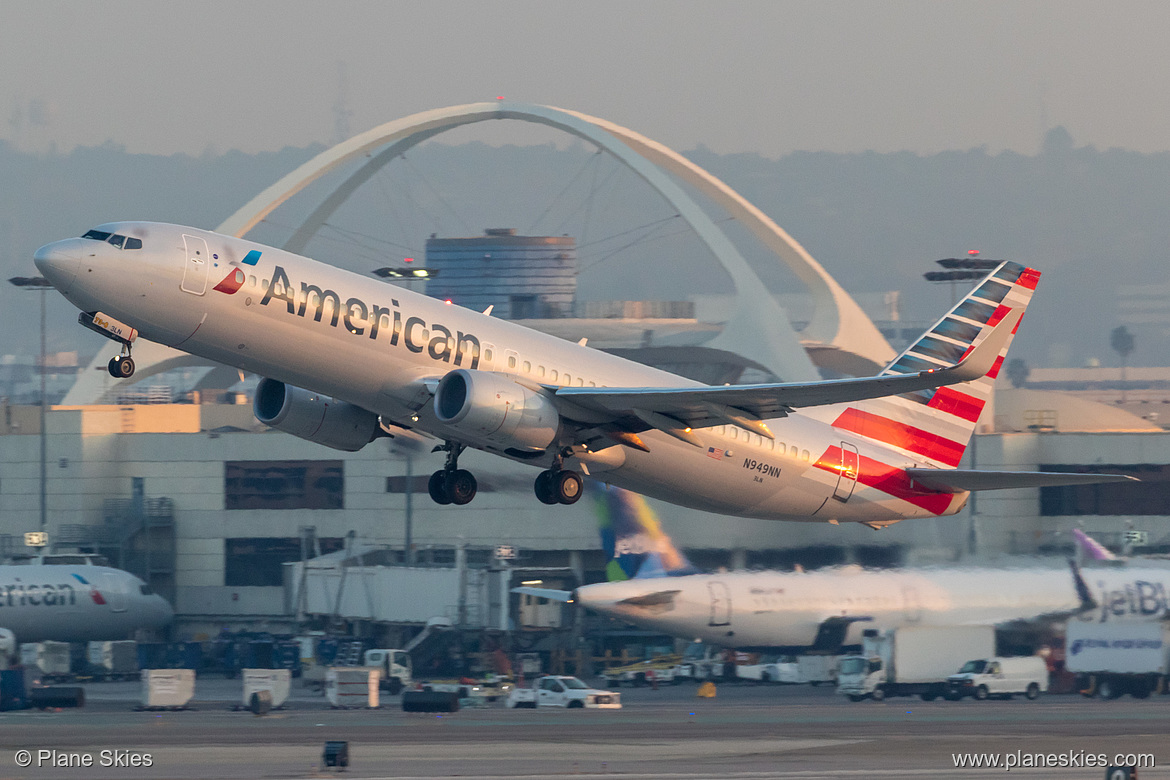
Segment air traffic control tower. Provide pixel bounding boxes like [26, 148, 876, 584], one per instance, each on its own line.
[424, 229, 577, 320]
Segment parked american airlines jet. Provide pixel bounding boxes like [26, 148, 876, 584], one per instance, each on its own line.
[520, 487, 1169, 650]
[0, 559, 173, 643]
[33, 223, 1131, 525]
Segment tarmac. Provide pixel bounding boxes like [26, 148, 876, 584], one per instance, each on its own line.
[0, 677, 1167, 779]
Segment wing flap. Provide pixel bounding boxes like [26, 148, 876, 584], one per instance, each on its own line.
[906, 468, 1138, 493]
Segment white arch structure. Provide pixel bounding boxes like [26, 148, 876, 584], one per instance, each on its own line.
[216, 102, 893, 379]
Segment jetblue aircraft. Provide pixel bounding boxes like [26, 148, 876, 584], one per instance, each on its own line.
[33, 223, 1131, 526]
[520, 487, 1170, 650]
[0, 559, 173, 643]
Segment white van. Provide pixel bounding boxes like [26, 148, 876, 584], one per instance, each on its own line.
[946, 656, 1048, 700]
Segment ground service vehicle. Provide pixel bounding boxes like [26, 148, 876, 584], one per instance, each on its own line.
[1065, 621, 1170, 699]
[736, 654, 800, 683]
[603, 654, 681, 687]
[837, 626, 995, 701]
[506, 676, 621, 709]
[362, 649, 412, 694]
[946, 656, 1047, 700]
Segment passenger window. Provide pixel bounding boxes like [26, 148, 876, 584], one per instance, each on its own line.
[484, 349, 494, 363]
[730, 428, 738, 440]
[767, 439, 774, 450]
[790, 445, 799, 457]
[589, 381, 596, 387]
[802, 450, 810, 462]
[508, 356, 517, 369]
[550, 370, 559, 382]
[108, 234, 125, 249]
[563, 374, 571, 385]
[576, 377, 584, 387]
[248, 275, 257, 289]
[537, 366, 545, 378]
[523, 361, 531, 373]
[124, 237, 143, 250]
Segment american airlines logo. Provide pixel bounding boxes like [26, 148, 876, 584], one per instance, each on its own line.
[0, 581, 79, 607]
[224, 264, 485, 370]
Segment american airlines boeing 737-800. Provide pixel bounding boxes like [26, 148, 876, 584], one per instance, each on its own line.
[33, 223, 1130, 525]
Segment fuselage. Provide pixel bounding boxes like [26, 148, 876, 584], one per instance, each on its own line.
[0, 562, 173, 643]
[573, 564, 1170, 649]
[34, 222, 966, 523]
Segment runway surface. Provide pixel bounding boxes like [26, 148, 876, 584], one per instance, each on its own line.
[0, 678, 1166, 779]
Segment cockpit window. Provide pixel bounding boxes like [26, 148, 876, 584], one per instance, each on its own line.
[80, 229, 142, 250]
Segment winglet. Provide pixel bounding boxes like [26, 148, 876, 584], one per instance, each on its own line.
[932, 308, 1022, 383]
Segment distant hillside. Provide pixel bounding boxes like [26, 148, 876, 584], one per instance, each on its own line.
[3, 128, 1168, 369]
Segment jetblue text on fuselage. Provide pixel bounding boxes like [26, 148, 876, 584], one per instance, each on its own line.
[1087, 579, 1169, 622]
[259, 266, 482, 368]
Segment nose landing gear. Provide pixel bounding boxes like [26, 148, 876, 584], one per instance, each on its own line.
[107, 349, 135, 378]
[428, 442, 478, 506]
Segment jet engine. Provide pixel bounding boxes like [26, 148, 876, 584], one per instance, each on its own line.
[254, 378, 380, 452]
[433, 369, 560, 451]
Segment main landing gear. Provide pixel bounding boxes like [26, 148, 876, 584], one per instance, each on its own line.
[425, 442, 584, 507]
[428, 442, 477, 506]
[533, 450, 583, 506]
[107, 348, 135, 378]
[534, 469, 583, 505]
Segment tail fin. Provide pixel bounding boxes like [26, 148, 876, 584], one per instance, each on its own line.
[833, 261, 1039, 467]
[592, 482, 699, 580]
[1072, 528, 1119, 561]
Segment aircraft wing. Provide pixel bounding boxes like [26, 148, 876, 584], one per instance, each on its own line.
[906, 468, 1138, 493]
[554, 309, 1020, 434]
[511, 586, 573, 603]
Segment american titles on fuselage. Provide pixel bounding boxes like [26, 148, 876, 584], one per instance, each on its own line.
[246, 264, 483, 370]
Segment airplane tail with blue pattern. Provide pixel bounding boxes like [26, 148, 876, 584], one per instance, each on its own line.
[592, 482, 700, 580]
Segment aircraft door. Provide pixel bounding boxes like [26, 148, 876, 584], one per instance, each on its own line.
[180, 234, 210, 295]
[832, 442, 859, 503]
[96, 572, 127, 612]
[707, 581, 731, 627]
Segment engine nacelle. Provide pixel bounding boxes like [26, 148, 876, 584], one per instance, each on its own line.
[254, 378, 380, 452]
[434, 369, 560, 452]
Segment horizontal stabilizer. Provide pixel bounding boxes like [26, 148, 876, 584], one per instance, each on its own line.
[906, 468, 1138, 493]
[511, 586, 573, 603]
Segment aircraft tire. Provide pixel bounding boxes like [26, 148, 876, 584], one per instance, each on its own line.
[555, 470, 583, 505]
[448, 469, 477, 505]
[534, 471, 559, 504]
[428, 471, 453, 505]
[108, 356, 136, 378]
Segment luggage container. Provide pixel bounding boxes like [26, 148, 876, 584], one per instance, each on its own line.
[141, 669, 195, 709]
[0, 668, 30, 711]
[325, 667, 379, 708]
[241, 669, 291, 708]
[87, 641, 139, 680]
[20, 641, 72, 677]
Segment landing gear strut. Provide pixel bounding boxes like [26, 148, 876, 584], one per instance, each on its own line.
[427, 442, 477, 506]
[533, 452, 583, 506]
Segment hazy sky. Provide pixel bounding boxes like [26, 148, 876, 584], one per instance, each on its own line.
[8, 0, 1170, 158]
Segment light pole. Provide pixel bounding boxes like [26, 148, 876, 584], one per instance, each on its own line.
[8, 276, 53, 533]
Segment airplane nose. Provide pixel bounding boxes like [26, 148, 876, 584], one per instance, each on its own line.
[33, 240, 81, 294]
